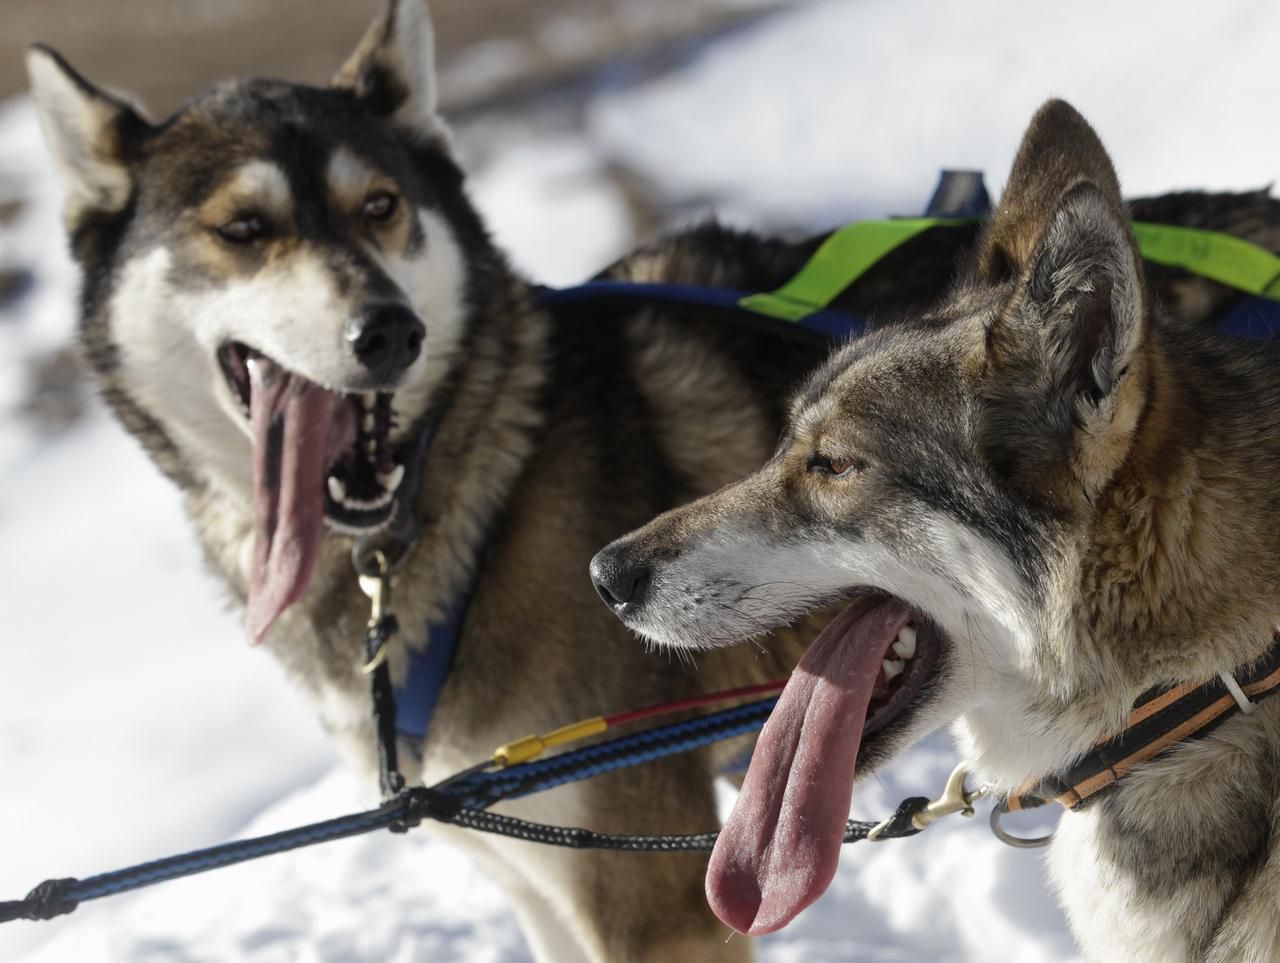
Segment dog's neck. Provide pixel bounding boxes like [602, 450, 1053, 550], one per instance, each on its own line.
[1064, 323, 1280, 700]
[965, 323, 1280, 792]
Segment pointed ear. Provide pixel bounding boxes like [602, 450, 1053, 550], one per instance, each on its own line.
[979, 99, 1126, 283]
[978, 102, 1149, 495]
[333, 0, 451, 147]
[26, 44, 150, 226]
[987, 181, 1147, 496]
[1026, 182, 1144, 406]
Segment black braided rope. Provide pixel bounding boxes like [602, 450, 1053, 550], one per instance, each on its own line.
[0, 879, 79, 924]
[0, 788, 929, 924]
[365, 617, 405, 803]
[440, 794, 929, 852]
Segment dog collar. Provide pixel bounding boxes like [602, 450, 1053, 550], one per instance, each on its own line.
[1008, 634, 1280, 813]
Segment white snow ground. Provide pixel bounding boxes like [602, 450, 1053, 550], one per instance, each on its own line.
[2, 1, 1279, 960]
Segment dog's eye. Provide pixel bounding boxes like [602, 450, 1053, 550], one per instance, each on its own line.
[362, 191, 399, 222]
[806, 453, 863, 477]
[216, 216, 268, 245]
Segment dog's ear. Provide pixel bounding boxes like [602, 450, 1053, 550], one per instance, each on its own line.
[26, 45, 151, 228]
[334, 0, 451, 148]
[978, 99, 1127, 282]
[981, 101, 1147, 496]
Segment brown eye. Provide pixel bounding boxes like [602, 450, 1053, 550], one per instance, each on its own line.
[807, 453, 863, 477]
[363, 191, 399, 222]
[216, 215, 268, 245]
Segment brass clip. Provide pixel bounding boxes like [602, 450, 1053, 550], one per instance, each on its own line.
[358, 551, 394, 674]
[868, 763, 986, 841]
[913, 762, 985, 830]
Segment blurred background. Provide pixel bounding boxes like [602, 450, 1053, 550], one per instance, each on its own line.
[2, 0, 1279, 960]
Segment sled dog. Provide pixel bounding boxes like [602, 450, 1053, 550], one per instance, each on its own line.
[592, 100, 1280, 961]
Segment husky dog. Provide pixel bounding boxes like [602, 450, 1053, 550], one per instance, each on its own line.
[591, 101, 1280, 961]
[22, 1, 999, 958]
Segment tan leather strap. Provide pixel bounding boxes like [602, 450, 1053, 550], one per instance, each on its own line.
[1008, 635, 1280, 812]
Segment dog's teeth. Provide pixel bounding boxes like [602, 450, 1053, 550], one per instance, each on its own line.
[339, 490, 394, 512]
[362, 413, 375, 433]
[360, 392, 376, 411]
[893, 625, 917, 660]
[882, 659, 904, 682]
[365, 439, 377, 455]
[327, 477, 346, 502]
[378, 464, 406, 492]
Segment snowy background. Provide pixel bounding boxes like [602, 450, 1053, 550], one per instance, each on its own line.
[4, 0, 1280, 960]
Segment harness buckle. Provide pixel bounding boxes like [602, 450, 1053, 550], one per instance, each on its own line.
[867, 763, 985, 840]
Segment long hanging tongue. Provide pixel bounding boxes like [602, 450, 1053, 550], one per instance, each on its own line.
[707, 597, 912, 935]
[245, 358, 356, 642]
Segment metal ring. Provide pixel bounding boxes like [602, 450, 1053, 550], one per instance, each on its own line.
[989, 801, 1055, 849]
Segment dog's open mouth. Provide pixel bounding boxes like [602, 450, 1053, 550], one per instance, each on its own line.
[708, 592, 943, 936]
[218, 341, 409, 640]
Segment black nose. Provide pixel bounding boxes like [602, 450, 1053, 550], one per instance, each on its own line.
[348, 303, 425, 380]
[589, 546, 651, 615]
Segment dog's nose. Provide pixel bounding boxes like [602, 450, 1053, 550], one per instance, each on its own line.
[589, 546, 651, 614]
[348, 303, 425, 380]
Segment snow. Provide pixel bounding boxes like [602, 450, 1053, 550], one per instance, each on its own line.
[2, 1, 1276, 959]
[589, 0, 1280, 231]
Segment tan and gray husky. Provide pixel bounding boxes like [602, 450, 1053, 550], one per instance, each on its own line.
[593, 101, 1280, 961]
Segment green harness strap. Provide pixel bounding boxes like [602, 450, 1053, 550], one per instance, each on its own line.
[1130, 223, 1280, 300]
[741, 218, 1280, 323]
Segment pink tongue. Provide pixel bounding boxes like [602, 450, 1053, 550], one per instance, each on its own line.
[707, 597, 911, 935]
[245, 358, 356, 642]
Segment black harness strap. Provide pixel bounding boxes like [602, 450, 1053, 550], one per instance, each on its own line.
[1009, 634, 1280, 812]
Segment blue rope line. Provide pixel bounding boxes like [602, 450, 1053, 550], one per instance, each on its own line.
[444, 698, 776, 806]
[1, 698, 779, 922]
[490, 714, 772, 803]
[63, 799, 409, 902]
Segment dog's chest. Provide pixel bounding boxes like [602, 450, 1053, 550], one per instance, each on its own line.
[1048, 809, 1208, 963]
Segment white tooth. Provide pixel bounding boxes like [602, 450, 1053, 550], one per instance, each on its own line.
[362, 413, 375, 433]
[893, 625, 917, 660]
[365, 439, 377, 454]
[327, 477, 346, 502]
[342, 492, 392, 512]
[379, 464, 406, 491]
[882, 659, 904, 682]
[361, 392, 376, 410]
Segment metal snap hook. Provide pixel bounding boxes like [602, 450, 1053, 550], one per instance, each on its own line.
[867, 763, 986, 841]
[911, 762, 987, 831]
[357, 550, 396, 674]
